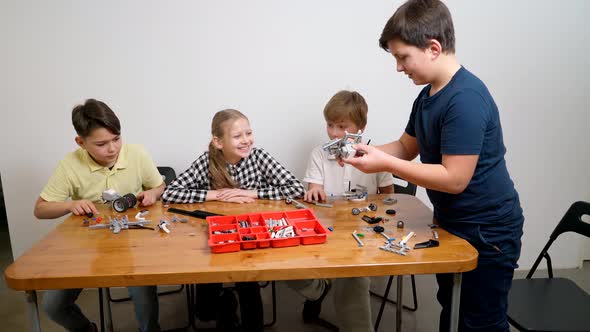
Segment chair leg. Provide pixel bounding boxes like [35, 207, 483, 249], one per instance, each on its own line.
[98, 288, 105, 332]
[370, 274, 418, 311]
[374, 275, 394, 332]
[263, 281, 277, 328]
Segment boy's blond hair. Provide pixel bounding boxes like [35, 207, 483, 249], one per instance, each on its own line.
[323, 90, 368, 129]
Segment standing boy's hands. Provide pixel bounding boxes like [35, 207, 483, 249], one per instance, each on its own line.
[341, 143, 395, 174]
[304, 183, 327, 202]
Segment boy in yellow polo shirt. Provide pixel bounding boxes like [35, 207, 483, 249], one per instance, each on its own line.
[34, 99, 165, 332]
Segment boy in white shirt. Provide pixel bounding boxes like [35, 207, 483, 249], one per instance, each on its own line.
[304, 91, 394, 201]
[292, 90, 394, 332]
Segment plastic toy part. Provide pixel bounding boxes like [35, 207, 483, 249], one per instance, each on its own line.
[352, 203, 377, 215]
[345, 190, 369, 202]
[113, 194, 137, 213]
[101, 189, 119, 202]
[88, 215, 151, 234]
[285, 197, 307, 209]
[373, 226, 385, 233]
[414, 239, 440, 249]
[322, 130, 364, 160]
[397, 220, 405, 228]
[158, 220, 171, 234]
[383, 197, 398, 205]
[135, 210, 149, 220]
[380, 232, 394, 242]
[400, 231, 415, 246]
[314, 202, 333, 208]
[352, 230, 364, 247]
[379, 231, 414, 256]
[362, 215, 383, 224]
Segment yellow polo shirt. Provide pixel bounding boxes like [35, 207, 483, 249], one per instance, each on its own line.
[40, 144, 164, 202]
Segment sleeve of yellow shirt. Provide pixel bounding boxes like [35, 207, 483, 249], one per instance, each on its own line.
[40, 160, 74, 202]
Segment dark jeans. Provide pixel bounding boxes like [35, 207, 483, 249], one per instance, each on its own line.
[437, 208, 524, 332]
[196, 282, 263, 332]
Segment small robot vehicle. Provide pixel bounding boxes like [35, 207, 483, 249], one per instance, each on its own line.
[321, 130, 363, 159]
[102, 189, 138, 213]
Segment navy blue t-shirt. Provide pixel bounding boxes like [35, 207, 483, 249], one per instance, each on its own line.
[405, 66, 519, 225]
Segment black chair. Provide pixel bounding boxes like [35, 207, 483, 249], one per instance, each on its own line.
[157, 166, 177, 186]
[107, 166, 181, 303]
[372, 175, 419, 332]
[507, 201, 590, 332]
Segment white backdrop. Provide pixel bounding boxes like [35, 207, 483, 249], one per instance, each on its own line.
[1, 0, 589, 269]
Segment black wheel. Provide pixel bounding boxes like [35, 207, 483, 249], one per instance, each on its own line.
[113, 197, 128, 213]
[369, 203, 377, 211]
[352, 208, 360, 215]
[123, 193, 137, 208]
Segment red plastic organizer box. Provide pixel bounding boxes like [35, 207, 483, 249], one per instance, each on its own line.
[207, 209, 329, 253]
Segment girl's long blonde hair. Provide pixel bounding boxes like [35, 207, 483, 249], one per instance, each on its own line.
[208, 109, 249, 189]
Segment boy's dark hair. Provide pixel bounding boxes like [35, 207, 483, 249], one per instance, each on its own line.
[71, 99, 121, 138]
[379, 0, 455, 53]
[323, 90, 368, 129]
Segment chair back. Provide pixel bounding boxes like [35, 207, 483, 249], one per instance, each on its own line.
[527, 201, 590, 278]
[550, 201, 590, 240]
[157, 166, 177, 186]
[393, 175, 417, 196]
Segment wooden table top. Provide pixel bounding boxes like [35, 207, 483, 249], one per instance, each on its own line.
[4, 194, 478, 290]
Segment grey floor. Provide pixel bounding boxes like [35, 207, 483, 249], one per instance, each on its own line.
[1, 224, 589, 332]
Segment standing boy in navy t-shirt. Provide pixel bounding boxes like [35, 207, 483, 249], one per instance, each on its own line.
[344, 1, 524, 331]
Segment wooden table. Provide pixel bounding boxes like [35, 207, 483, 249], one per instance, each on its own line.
[5, 194, 478, 332]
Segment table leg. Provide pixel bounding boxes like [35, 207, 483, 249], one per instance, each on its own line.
[101, 288, 114, 332]
[395, 275, 403, 332]
[449, 273, 462, 332]
[26, 290, 41, 332]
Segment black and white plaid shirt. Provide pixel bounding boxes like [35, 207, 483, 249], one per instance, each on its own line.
[162, 147, 305, 203]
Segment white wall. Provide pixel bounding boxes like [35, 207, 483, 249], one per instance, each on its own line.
[1, 1, 589, 269]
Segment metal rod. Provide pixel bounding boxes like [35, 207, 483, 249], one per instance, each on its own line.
[102, 288, 114, 332]
[26, 291, 41, 332]
[450, 273, 462, 332]
[396, 275, 403, 332]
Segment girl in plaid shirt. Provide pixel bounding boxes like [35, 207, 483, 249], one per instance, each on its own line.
[162, 109, 304, 204]
[163, 109, 304, 331]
